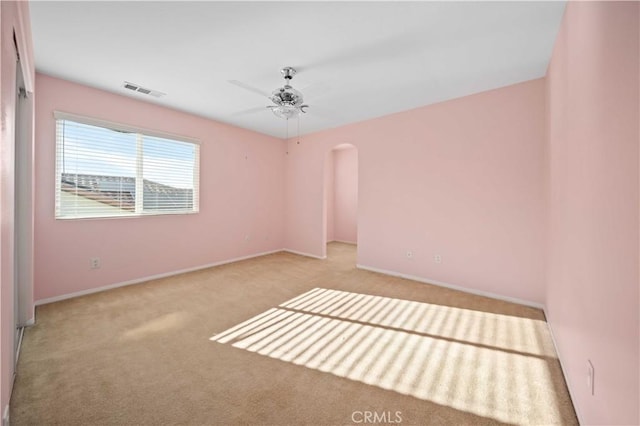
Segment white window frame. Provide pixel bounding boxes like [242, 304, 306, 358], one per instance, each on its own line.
[54, 111, 200, 220]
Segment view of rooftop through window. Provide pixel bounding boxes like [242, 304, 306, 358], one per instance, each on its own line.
[55, 116, 199, 219]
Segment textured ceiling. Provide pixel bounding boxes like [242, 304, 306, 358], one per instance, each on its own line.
[30, 1, 566, 138]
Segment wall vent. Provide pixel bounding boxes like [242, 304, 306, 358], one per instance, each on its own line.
[122, 81, 166, 98]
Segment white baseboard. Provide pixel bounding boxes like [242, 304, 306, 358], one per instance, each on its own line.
[543, 309, 583, 425]
[35, 249, 282, 306]
[356, 263, 545, 310]
[282, 249, 326, 260]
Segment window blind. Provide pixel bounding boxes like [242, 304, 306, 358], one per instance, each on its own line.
[55, 113, 200, 219]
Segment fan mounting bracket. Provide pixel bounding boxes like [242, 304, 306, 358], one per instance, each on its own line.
[281, 67, 297, 80]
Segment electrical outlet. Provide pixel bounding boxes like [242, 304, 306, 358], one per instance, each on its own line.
[434, 254, 442, 264]
[90, 257, 101, 269]
[244, 235, 250, 242]
[406, 251, 413, 259]
[587, 360, 595, 395]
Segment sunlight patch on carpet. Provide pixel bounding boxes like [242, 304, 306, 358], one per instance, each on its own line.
[210, 288, 562, 424]
[123, 311, 190, 340]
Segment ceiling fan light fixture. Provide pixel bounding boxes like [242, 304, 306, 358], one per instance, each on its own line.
[266, 67, 310, 120]
[228, 67, 309, 121]
[269, 105, 302, 120]
[270, 85, 303, 107]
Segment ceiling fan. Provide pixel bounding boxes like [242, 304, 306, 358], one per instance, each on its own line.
[229, 67, 309, 120]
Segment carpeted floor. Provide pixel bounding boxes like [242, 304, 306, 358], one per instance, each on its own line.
[11, 243, 577, 425]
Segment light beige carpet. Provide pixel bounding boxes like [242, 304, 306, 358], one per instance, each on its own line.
[11, 243, 577, 425]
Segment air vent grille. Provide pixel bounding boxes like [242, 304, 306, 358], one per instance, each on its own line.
[122, 81, 166, 98]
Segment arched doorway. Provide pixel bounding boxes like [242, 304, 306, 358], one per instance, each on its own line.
[323, 144, 358, 260]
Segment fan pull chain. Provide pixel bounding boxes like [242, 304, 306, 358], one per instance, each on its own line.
[297, 115, 300, 144]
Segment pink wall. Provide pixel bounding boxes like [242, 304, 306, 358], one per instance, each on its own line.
[284, 138, 326, 258]
[333, 147, 358, 243]
[545, 2, 639, 424]
[285, 79, 547, 305]
[0, 0, 35, 416]
[324, 151, 335, 243]
[34, 74, 286, 302]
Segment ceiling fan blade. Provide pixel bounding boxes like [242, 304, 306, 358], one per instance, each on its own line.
[228, 80, 270, 98]
[301, 34, 426, 71]
[229, 106, 269, 117]
[300, 82, 331, 101]
[301, 104, 333, 119]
